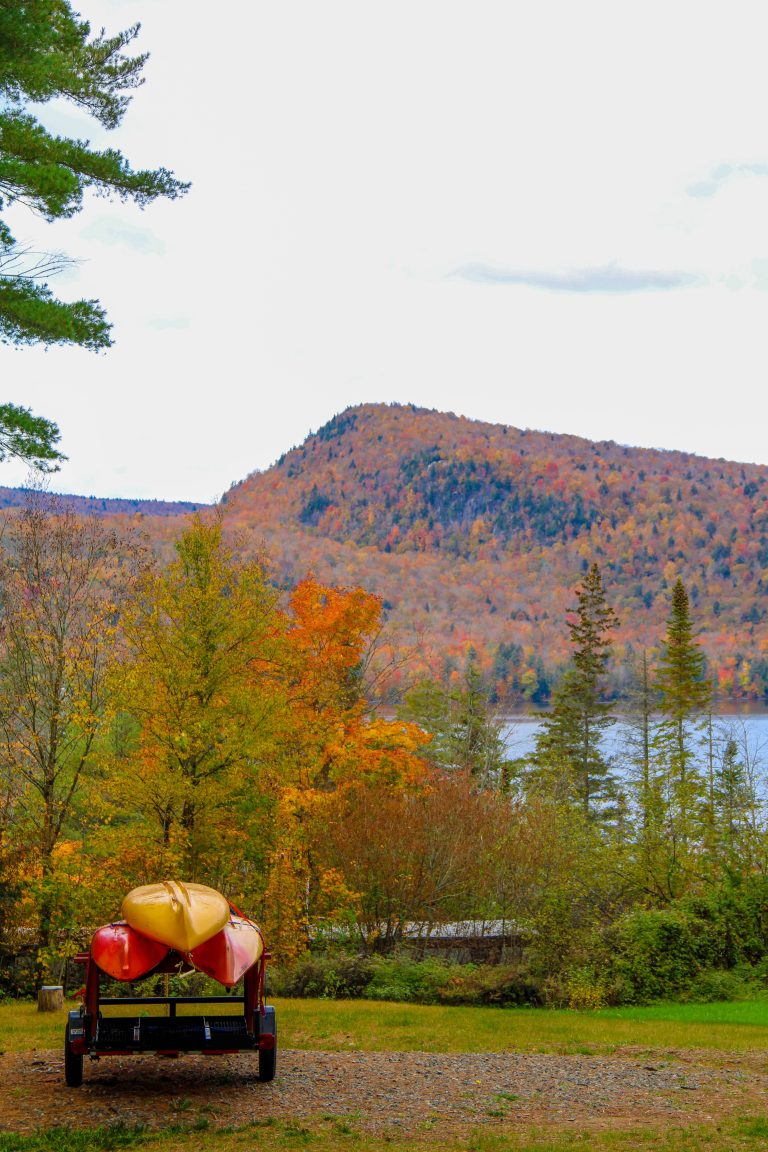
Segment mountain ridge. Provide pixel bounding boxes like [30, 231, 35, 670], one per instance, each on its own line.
[220, 403, 768, 701]
[3, 403, 767, 702]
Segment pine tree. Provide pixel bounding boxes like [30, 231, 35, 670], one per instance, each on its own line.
[0, 403, 63, 471]
[621, 649, 677, 900]
[531, 563, 619, 819]
[1, 2, 188, 351]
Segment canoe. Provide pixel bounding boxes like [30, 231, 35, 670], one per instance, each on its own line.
[121, 881, 230, 952]
[90, 921, 169, 981]
[184, 916, 264, 987]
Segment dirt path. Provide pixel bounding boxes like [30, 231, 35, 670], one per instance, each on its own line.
[2, 1047, 768, 1135]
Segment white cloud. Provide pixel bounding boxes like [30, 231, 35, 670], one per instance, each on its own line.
[451, 263, 705, 293]
[79, 217, 165, 256]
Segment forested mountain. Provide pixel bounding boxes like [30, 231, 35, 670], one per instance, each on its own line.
[3, 404, 767, 702]
[0, 488, 206, 518]
[219, 403, 768, 703]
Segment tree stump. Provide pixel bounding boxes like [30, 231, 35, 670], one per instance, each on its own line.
[37, 985, 63, 1012]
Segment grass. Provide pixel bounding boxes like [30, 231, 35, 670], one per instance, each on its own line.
[5, 997, 768, 1151]
[5, 994, 768, 1056]
[4, 1117, 768, 1152]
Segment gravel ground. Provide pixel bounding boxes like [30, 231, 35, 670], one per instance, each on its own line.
[2, 1048, 767, 1135]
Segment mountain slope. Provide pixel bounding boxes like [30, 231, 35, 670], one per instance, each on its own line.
[221, 403, 768, 702]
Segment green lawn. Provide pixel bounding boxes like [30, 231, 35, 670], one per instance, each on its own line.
[4, 1116, 768, 1152]
[5, 994, 768, 1056]
[597, 999, 768, 1026]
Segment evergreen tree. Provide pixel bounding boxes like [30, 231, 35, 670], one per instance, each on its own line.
[531, 563, 619, 819]
[655, 578, 711, 840]
[0, 403, 63, 471]
[398, 664, 511, 788]
[0, 0, 188, 351]
[1, 0, 188, 471]
[711, 731, 758, 879]
[621, 649, 679, 901]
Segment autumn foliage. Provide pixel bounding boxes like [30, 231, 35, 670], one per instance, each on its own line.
[5, 402, 768, 995]
[219, 403, 768, 704]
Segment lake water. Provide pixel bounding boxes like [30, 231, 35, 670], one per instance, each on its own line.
[501, 712, 768, 765]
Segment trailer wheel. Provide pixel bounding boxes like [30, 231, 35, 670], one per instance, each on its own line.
[64, 1023, 83, 1088]
[259, 1006, 277, 1082]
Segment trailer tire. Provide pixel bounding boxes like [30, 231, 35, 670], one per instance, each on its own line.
[64, 1023, 83, 1088]
[259, 1006, 277, 1082]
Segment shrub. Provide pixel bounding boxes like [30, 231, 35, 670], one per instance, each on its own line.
[437, 964, 543, 1007]
[271, 953, 544, 1007]
[271, 955, 374, 999]
[366, 955, 457, 1004]
[563, 968, 607, 1011]
[605, 907, 720, 1004]
[679, 968, 749, 1003]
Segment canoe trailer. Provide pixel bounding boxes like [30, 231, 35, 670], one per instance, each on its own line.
[64, 946, 276, 1087]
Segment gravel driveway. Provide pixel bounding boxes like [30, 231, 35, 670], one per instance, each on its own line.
[2, 1047, 766, 1135]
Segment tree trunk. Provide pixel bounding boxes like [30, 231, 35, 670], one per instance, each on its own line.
[37, 985, 63, 1012]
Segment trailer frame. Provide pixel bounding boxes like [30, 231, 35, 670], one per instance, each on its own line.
[64, 947, 276, 1087]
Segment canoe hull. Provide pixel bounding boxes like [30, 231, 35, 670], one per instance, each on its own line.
[90, 922, 169, 982]
[184, 916, 264, 986]
[121, 881, 231, 953]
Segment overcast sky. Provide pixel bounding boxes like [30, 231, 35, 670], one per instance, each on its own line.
[3, 1, 768, 502]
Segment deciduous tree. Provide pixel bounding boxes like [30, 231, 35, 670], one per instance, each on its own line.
[114, 515, 282, 879]
[0, 497, 137, 980]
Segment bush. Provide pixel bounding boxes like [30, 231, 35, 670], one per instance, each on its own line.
[604, 907, 717, 1004]
[271, 953, 544, 1007]
[437, 963, 543, 1007]
[602, 878, 768, 1005]
[679, 968, 749, 1003]
[271, 955, 374, 999]
[366, 955, 457, 1004]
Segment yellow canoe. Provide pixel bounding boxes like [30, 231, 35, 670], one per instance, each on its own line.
[121, 881, 230, 952]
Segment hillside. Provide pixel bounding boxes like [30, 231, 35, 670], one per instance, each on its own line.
[220, 403, 768, 703]
[0, 488, 208, 518]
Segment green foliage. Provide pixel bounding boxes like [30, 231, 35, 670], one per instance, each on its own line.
[272, 954, 544, 1007]
[603, 880, 768, 1003]
[272, 955, 375, 999]
[656, 578, 711, 792]
[397, 665, 511, 785]
[605, 907, 721, 1003]
[366, 956, 471, 1004]
[0, 0, 188, 351]
[0, 272, 111, 349]
[0, 402, 64, 470]
[658, 579, 711, 723]
[680, 968, 748, 1004]
[530, 564, 619, 819]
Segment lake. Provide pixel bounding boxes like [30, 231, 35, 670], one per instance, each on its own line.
[501, 711, 768, 765]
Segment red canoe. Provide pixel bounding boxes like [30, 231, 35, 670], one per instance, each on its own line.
[184, 916, 264, 987]
[90, 921, 170, 981]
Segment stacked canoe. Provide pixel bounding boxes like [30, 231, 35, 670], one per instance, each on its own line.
[90, 881, 264, 987]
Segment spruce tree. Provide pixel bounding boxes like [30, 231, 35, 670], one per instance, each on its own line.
[531, 563, 619, 819]
[398, 663, 511, 788]
[655, 578, 711, 839]
[712, 732, 757, 879]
